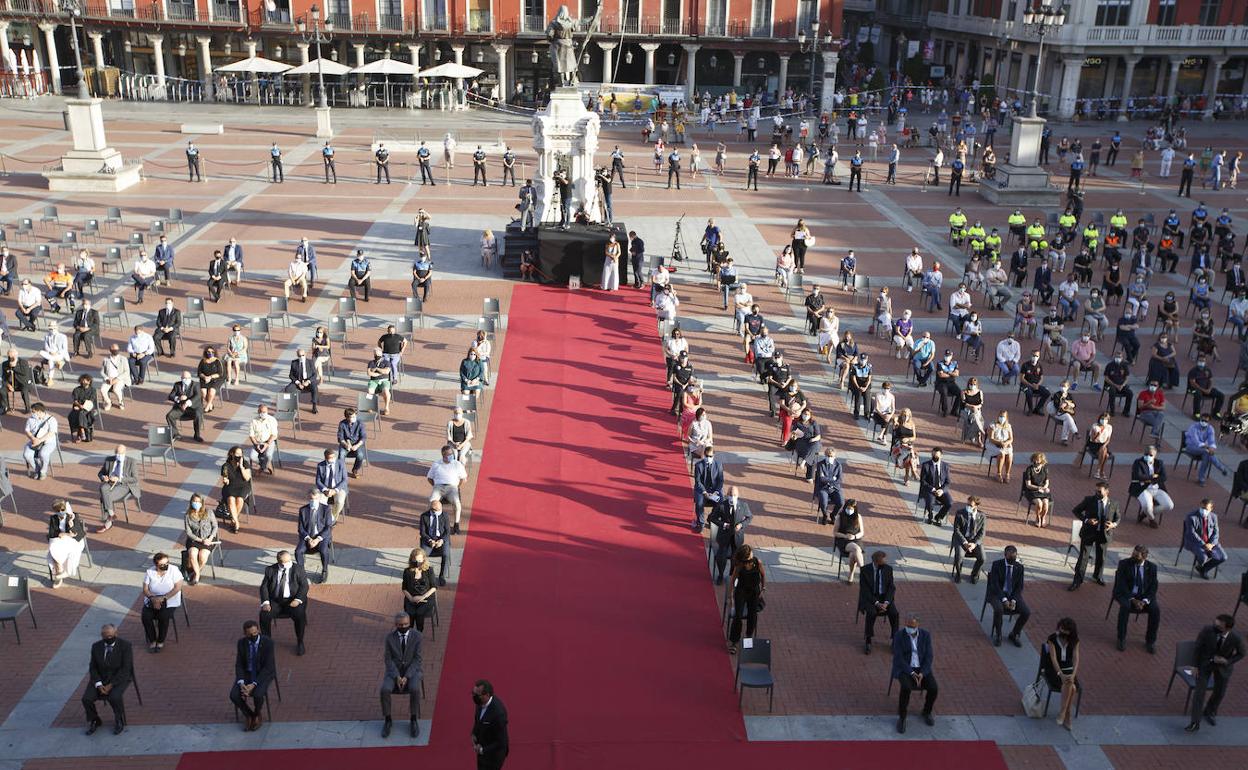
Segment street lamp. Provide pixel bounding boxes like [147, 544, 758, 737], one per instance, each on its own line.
[59, 0, 90, 99]
[296, 3, 334, 108]
[796, 21, 832, 103]
[1021, 1, 1067, 118]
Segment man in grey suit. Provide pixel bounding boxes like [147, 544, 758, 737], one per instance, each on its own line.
[708, 486, 752, 585]
[380, 612, 422, 738]
[951, 495, 986, 584]
[97, 445, 139, 532]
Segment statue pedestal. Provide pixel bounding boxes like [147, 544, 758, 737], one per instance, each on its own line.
[44, 98, 142, 192]
[315, 107, 333, 138]
[979, 116, 1058, 206]
[533, 87, 601, 224]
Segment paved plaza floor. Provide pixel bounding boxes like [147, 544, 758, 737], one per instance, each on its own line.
[0, 97, 1246, 769]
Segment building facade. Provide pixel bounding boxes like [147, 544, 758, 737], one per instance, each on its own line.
[0, 0, 842, 104]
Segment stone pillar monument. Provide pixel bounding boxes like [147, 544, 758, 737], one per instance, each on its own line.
[533, 89, 600, 224]
[43, 98, 143, 191]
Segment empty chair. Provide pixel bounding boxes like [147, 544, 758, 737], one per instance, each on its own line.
[104, 206, 123, 229]
[356, 392, 382, 437]
[267, 297, 290, 329]
[275, 392, 300, 439]
[396, 316, 416, 340]
[14, 218, 34, 242]
[82, 219, 102, 243]
[125, 232, 145, 256]
[482, 297, 502, 328]
[1165, 640, 1210, 714]
[149, 220, 166, 238]
[101, 246, 125, 275]
[734, 638, 775, 711]
[56, 230, 80, 258]
[101, 296, 128, 330]
[249, 317, 272, 351]
[39, 205, 59, 227]
[456, 392, 478, 417]
[327, 316, 349, 349]
[0, 574, 37, 644]
[166, 208, 185, 231]
[405, 296, 424, 327]
[337, 297, 358, 329]
[476, 316, 496, 340]
[141, 425, 177, 474]
[184, 297, 207, 329]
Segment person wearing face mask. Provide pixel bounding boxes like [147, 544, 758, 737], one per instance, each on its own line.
[911, 332, 936, 387]
[1080, 412, 1114, 480]
[791, 409, 822, 479]
[1102, 353, 1133, 419]
[934, 350, 962, 418]
[1129, 445, 1172, 528]
[47, 499, 87, 589]
[1069, 481, 1119, 590]
[420, 500, 453, 587]
[848, 353, 873, 420]
[1068, 332, 1101, 390]
[709, 487, 752, 585]
[779, 383, 807, 446]
[366, 348, 394, 416]
[870, 380, 896, 442]
[994, 332, 1021, 385]
[402, 548, 438, 632]
[919, 448, 953, 525]
[296, 490, 335, 584]
[259, 550, 309, 656]
[1111, 544, 1160, 653]
[220, 445, 253, 534]
[155, 299, 181, 357]
[1114, 306, 1141, 365]
[832, 500, 865, 583]
[1040, 617, 1080, 730]
[230, 619, 277, 731]
[247, 404, 279, 475]
[182, 493, 218, 586]
[1187, 356, 1225, 419]
[140, 551, 183, 653]
[1184, 498, 1227, 580]
[380, 612, 423, 739]
[1192, 310, 1219, 363]
[471, 679, 509, 768]
[1185, 613, 1246, 733]
[316, 448, 349, 522]
[428, 445, 469, 534]
[891, 613, 938, 733]
[986, 546, 1030, 647]
[1184, 414, 1230, 485]
[459, 349, 485, 395]
[287, 348, 319, 414]
[1147, 334, 1180, 389]
[950, 496, 985, 584]
[1082, 288, 1108, 339]
[726, 544, 766, 654]
[165, 370, 204, 443]
[1019, 351, 1050, 415]
[813, 448, 844, 525]
[82, 623, 134, 735]
[691, 446, 724, 533]
[1046, 380, 1078, 446]
[860, 550, 898, 654]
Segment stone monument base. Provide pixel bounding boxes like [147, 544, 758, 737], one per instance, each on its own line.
[43, 97, 143, 192]
[316, 107, 333, 138]
[533, 88, 601, 225]
[977, 163, 1060, 207]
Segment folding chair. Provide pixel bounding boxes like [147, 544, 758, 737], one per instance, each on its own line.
[101, 296, 128, 330]
[140, 425, 177, 474]
[0, 574, 37, 643]
[356, 392, 382, 438]
[184, 297, 207, 329]
[405, 297, 424, 328]
[267, 297, 290, 329]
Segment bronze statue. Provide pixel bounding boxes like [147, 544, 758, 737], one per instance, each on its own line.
[547, 5, 579, 88]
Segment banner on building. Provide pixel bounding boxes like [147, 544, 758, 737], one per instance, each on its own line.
[907, 40, 920, 59]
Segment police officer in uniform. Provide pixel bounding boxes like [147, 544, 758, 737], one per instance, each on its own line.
[417, 141, 435, 185]
[375, 143, 391, 184]
[322, 142, 337, 184]
[746, 150, 760, 191]
[849, 151, 864, 192]
[500, 146, 516, 186]
[269, 142, 284, 183]
[666, 148, 681, 190]
[472, 146, 488, 186]
[186, 141, 202, 182]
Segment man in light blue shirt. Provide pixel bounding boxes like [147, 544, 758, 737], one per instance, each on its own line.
[1184, 415, 1229, 485]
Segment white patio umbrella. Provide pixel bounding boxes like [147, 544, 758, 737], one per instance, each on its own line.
[285, 58, 353, 76]
[215, 56, 292, 74]
[351, 58, 420, 107]
[31, 49, 43, 93]
[416, 62, 484, 79]
[19, 48, 30, 76]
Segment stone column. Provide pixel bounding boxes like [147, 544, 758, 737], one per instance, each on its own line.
[1117, 56, 1138, 121]
[777, 53, 790, 94]
[1204, 57, 1226, 118]
[354, 42, 366, 88]
[1057, 56, 1082, 119]
[640, 42, 659, 84]
[451, 44, 465, 92]
[246, 40, 257, 57]
[148, 34, 166, 98]
[87, 31, 105, 69]
[732, 52, 744, 88]
[0, 21, 11, 71]
[196, 35, 213, 102]
[492, 43, 510, 102]
[409, 43, 422, 72]
[39, 23, 61, 94]
[1014, 52, 1030, 97]
[1165, 55, 1181, 102]
[1101, 58, 1117, 100]
[682, 44, 699, 99]
[297, 42, 310, 103]
[820, 51, 838, 115]
[598, 41, 616, 83]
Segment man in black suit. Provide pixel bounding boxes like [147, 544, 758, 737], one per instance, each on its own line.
[154, 298, 181, 357]
[859, 550, 899, 654]
[229, 619, 276, 732]
[287, 349, 319, 414]
[259, 550, 308, 655]
[420, 500, 452, 587]
[1186, 613, 1246, 731]
[380, 612, 423, 738]
[206, 249, 226, 302]
[1112, 544, 1160, 653]
[1128, 445, 1172, 528]
[919, 447, 952, 524]
[950, 495, 985, 584]
[985, 546, 1030, 647]
[471, 679, 509, 769]
[164, 371, 204, 442]
[891, 613, 938, 734]
[708, 486, 752, 585]
[1, 349, 32, 414]
[0, 245, 17, 295]
[812, 447, 844, 525]
[1069, 481, 1119, 589]
[691, 446, 724, 533]
[71, 298, 100, 358]
[81, 624, 133, 735]
[295, 490, 335, 584]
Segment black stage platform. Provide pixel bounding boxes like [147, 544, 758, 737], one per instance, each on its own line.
[504, 222, 628, 286]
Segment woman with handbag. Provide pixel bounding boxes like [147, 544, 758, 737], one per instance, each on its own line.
[47, 499, 86, 588]
[727, 544, 766, 654]
[1040, 617, 1080, 730]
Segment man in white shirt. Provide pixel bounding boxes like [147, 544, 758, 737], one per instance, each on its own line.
[1228, 293, 1248, 339]
[248, 404, 279, 474]
[995, 332, 1022, 385]
[283, 257, 309, 302]
[16, 279, 42, 331]
[1131, 445, 1173, 526]
[985, 259, 1011, 310]
[732, 284, 753, 333]
[649, 266, 670, 305]
[100, 345, 130, 409]
[23, 402, 57, 479]
[1159, 146, 1175, 178]
[871, 382, 897, 442]
[126, 325, 156, 385]
[130, 250, 157, 304]
[40, 323, 70, 373]
[948, 283, 973, 334]
[1057, 274, 1081, 321]
[654, 285, 679, 322]
[903, 248, 923, 293]
[921, 263, 944, 311]
[427, 445, 469, 533]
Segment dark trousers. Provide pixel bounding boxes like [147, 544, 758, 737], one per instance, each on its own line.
[128, 354, 152, 384]
[1023, 385, 1050, 414]
[988, 597, 1030, 638]
[260, 601, 306, 642]
[897, 671, 939, 716]
[344, 446, 365, 474]
[849, 167, 862, 191]
[713, 540, 733, 580]
[631, 255, 644, 288]
[667, 166, 681, 188]
[380, 675, 421, 719]
[473, 163, 486, 185]
[1190, 666, 1231, 722]
[165, 406, 203, 440]
[426, 542, 452, 582]
[229, 680, 270, 718]
[208, 276, 225, 302]
[271, 158, 284, 182]
[935, 380, 961, 417]
[73, 271, 93, 298]
[348, 276, 372, 301]
[82, 682, 128, 727]
[1192, 389, 1226, 418]
[324, 158, 337, 183]
[287, 381, 319, 408]
[1117, 598, 1161, 643]
[502, 166, 516, 185]
[141, 604, 174, 643]
[73, 329, 95, 357]
[728, 590, 760, 643]
[1179, 170, 1193, 197]
[412, 278, 431, 301]
[1072, 538, 1106, 584]
[767, 158, 779, 175]
[815, 486, 843, 518]
[863, 603, 899, 642]
[1106, 386, 1133, 416]
[187, 158, 202, 181]
[850, 385, 871, 418]
[922, 490, 953, 522]
[1039, 144, 1049, 165]
[1107, 146, 1119, 166]
[887, 162, 897, 183]
[1067, 170, 1081, 192]
[420, 161, 435, 184]
[746, 166, 758, 189]
[377, 164, 391, 183]
[952, 543, 984, 580]
[294, 539, 331, 576]
[611, 162, 625, 187]
[948, 173, 961, 196]
[1, 385, 30, 413]
[155, 330, 177, 356]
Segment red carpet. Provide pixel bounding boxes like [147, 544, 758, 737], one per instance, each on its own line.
[178, 285, 1007, 768]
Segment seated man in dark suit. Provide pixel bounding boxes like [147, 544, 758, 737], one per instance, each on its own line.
[259, 550, 308, 655]
[81, 623, 134, 735]
[918, 447, 953, 525]
[1183, 498, 1227, 580]
[691, 446, 724, 533]
[315, 448, 349, 520]
[71, 299, 100, 358]
[380, 612, 423, 738]
[337, 408, 368, 478]
[1112, 544, 1160, 653]
[891, 613, 938, 733]
[1186, 613, 1246, 732]
[164, 371, 204, 442]
[295, 490, 335, 584]
[812, 446, 844, 525]
[984, 546, 1030, 647]
[229, 619, 276, 732]
[471, 679, 509, 769]
[154, 298, 181, 357]
[420, 500, 453, 587]
[206, 250, 226, 303]
[286, 349, 319, 414]
[859, 550, 899, 655]
[707, 486, 752, 585]
[97, 444, 139, 533]
[950, 495, 985, 584]
[0, 349, 32, 414]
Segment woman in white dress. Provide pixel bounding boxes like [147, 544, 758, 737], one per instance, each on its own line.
[480, 229, 498, 270]
[686, 407, 713, 461]
[817, 308, 840, 357]
[689, 144, 702, 177]
[47, 499, 86, 588]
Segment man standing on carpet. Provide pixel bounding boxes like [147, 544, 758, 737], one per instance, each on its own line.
[471, 679, 509, 769]
[628, 231, 646, 289]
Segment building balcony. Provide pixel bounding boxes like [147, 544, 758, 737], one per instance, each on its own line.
[211, 2, 240, 22]
[1066, 24, 1248, 46]
[466, 8, 490, 33]
[378, 12, 402, 30]
[419, 12, 447, 32]
[843, 0, 876, 11]
[927, 11, 1016, 39]
[165, 2, 197, 21]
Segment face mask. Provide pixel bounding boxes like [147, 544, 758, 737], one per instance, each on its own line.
[906, 627, 919, 636]
[998, 416, 1007, 423]
[190, 501, 202, 510]
[1098, 419, 1107, 425]
[349, 416, 358, 423]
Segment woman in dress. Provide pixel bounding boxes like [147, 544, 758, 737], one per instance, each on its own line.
[891, 408, 920, 483]
[197, 347, 224, 413]
[183, 492, 218, 586]
[446, 406, 474, 463]
[832, 499, 865, 584]
[1145, 333, 1180, 389]
[225, 324, 248, 387]
[987, 410, 1014, 484]
[219, 445, 252, 534]
[714, 142, 727, 176]
[689, 143, 702, 177]
[471, 330, 493, 386]
[775, 244, 795, 290]
[1082, 413, 1113, 480]
[960, 377, 985, 448]
[401, 548, 438, 633]
[480, 229, 498, 270]
[726, 544, 766, 654]
[1022, 451, 1053, 527]
[678, 379, 703, 440]
[47, 499, 86, 588]
[68, 373, 97, 442]
[310, 325, 332, 383]
[1041, 617, 1081, 730]
[1193, 310, 1219, 361]
[817, 308, 840, 359]
[686, 407, 713, 461]
[1156, 291, 1180, 340]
